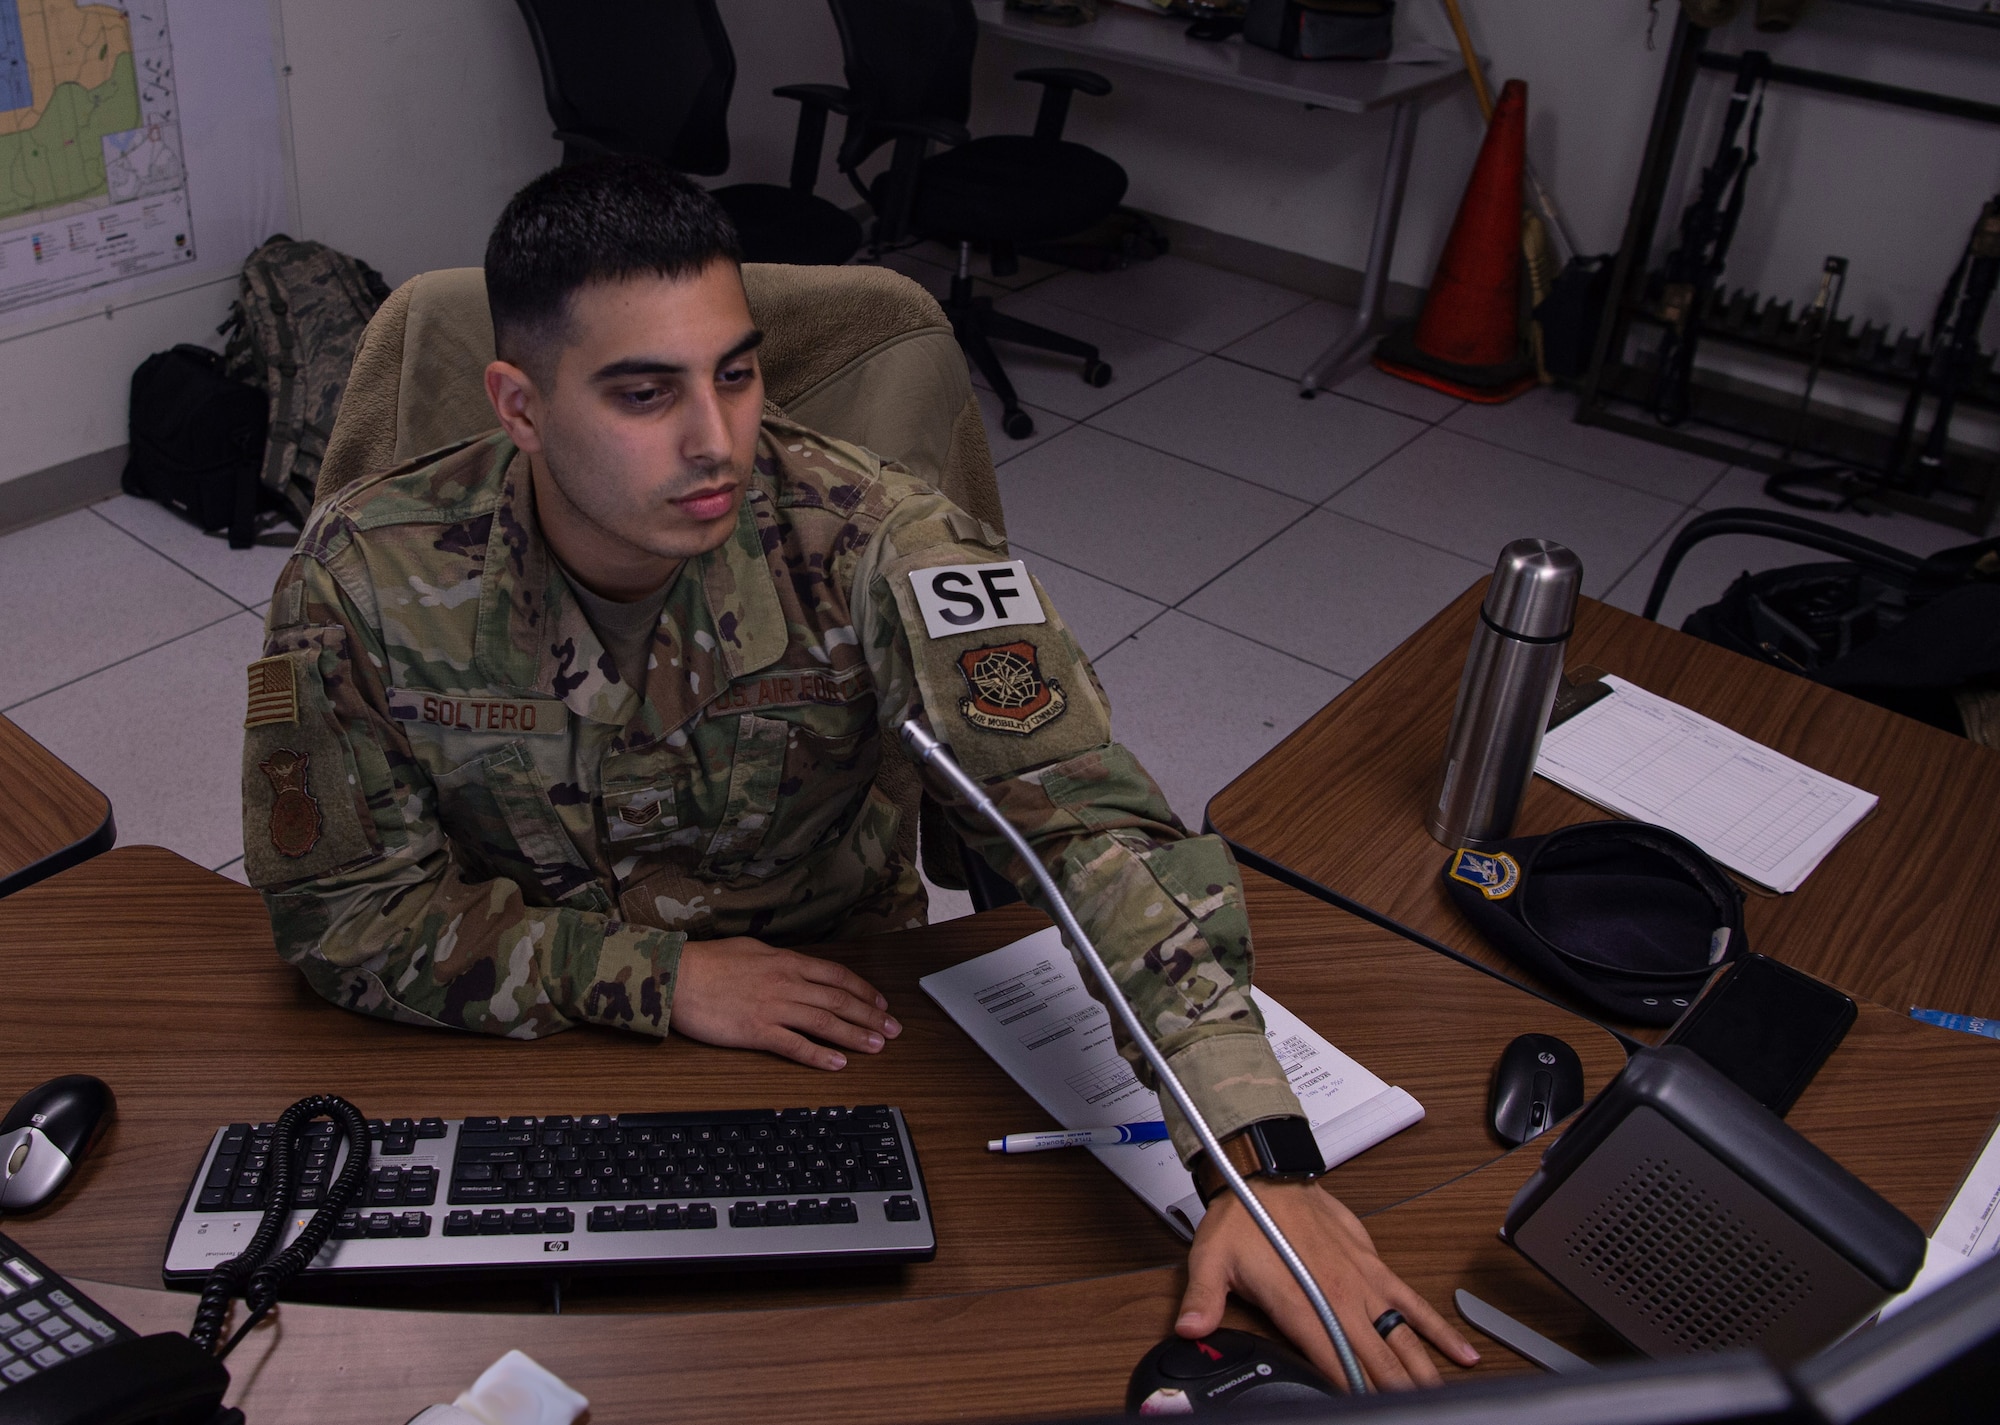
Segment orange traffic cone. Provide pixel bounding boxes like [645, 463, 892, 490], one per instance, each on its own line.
[1375, 79, 1536, 403]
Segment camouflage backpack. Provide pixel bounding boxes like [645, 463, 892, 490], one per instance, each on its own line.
[220, 235, 391, 524]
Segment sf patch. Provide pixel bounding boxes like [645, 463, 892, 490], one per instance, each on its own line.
[260, 749, 323, 858]
[1448, 848, 1520, 899]
[909, 560, 1045, 639]
[957, 641, 1067, 735]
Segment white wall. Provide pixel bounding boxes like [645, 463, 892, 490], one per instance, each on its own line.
[0, 0, 557, 492]
[0, 279, 237, 488]
[7, 0, 1996, 502]
[279, 1, 558, 291]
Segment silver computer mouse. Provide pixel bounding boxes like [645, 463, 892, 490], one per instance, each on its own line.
[0, 1075, 114, 1212]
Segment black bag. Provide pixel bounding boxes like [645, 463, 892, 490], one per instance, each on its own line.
[121, 344, 270, 549]
[1650, 508, 2000, 739]
[1535, 253, 1614, 383]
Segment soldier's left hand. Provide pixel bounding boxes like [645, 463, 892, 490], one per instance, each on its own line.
[1175, 1179, 1478, 1391]
[672, 935, 902, 1071]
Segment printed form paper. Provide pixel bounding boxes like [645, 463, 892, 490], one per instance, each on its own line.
[1879, 1116, 2000, 1320]
[920, 928, 1424, 1239]
[1535, 675, 1877, 893]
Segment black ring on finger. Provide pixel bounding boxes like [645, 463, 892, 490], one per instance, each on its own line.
[1372, 1309, 1407, 1340]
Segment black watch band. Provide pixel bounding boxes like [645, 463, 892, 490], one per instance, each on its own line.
[1190, 1116, 1323, 1204]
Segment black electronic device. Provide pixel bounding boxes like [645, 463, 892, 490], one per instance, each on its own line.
[1488, 1033, 1585, 1147]
[1502, 1048, 1925, 1364]
[1244, 0, 1395, 60]
[1127, 1329, 1334, 1414]
[1793, 1252, 2000, 1424]
[0, 1077, 114, 1214]
[0, 1230, 230, 1423]
[162, 1106, 934, 1284]
[1239, 1116, 1325, 1179]
[1664, 954, 1855, 1117]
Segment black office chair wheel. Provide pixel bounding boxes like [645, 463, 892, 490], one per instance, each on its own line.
[1083, 359, 1113, 388]
[1002, 407, 1036, 440]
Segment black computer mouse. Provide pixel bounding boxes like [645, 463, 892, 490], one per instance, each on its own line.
[1128, 1329, 1334, 1414]
[1488, 1034, 1584, 1148]
[0, 1075, 114, 1212]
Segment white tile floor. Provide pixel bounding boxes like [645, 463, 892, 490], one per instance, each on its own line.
[2, 246, 1980, 916]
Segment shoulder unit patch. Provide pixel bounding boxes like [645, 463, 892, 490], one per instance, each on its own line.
[1448, 848, 1520, 900]
[260, 748, 324, 858]
[957, 641, 1067, 735]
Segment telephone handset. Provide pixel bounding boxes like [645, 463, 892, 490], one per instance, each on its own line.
[0, 1095, 367, 1425]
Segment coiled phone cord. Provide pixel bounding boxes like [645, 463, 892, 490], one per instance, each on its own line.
[187, 1094, 370, 1359]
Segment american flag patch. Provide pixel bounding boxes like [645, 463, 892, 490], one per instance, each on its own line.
[244, 656, 299, 728]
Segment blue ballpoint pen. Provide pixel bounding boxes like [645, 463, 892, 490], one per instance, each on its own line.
[987, 1122, 1170, 1153]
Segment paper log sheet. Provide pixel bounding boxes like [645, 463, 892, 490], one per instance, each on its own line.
[1534, 675, 1877, 893]
[921, 927, 1424, 1239]
[1880, 1115, 2000, 1320]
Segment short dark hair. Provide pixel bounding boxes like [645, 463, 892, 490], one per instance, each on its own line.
[484, 156, 742, 383]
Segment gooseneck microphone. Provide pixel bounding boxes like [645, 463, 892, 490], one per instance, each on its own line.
[898, 720, 1369, 1395]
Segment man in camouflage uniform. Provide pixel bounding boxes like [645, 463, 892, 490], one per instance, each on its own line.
[241, 159, 1472, 1389]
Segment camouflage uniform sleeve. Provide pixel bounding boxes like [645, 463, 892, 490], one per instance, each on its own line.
[241, 549, 682, 1040]
[845, 479, 1304, 1164]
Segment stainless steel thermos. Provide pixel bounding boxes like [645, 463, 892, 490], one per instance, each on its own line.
[1426, 539, 1582, 848]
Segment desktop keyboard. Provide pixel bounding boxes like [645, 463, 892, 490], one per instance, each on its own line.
[162, 1106, 934, 1284]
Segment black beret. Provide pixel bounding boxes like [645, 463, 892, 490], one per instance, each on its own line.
[1442, 820, 1747, 1026]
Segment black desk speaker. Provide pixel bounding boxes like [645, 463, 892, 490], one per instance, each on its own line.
[1501, 1047, 1925, 1364]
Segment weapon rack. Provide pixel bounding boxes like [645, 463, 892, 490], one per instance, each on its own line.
[1577, 2, 2000, 534]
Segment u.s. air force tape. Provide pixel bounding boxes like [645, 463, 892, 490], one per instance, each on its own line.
[908, 560, 1045, 639]
[385, 688, 568, 736]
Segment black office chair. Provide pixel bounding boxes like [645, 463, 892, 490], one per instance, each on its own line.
[513, 0, 862, 266]
[826, 0, 1127, 439]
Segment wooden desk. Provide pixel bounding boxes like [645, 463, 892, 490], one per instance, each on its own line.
[8, 848, 1995, 1420]
[0, 711, 114, 896]
[0, 847, 1623, 1313]
[72, 1005, 2000, 1424]
[1208, 581, 2000, 1032]
[86, 1267, 1200, 1423]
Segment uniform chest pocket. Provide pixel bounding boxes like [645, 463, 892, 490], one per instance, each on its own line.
[697, 706, 883, 879]
[708, 717, 882, 886]
[433, 741, 611, 912]
[697, 714, 791, 878]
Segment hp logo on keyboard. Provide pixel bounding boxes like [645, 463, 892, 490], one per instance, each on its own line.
[543, 1240, 569, 1252]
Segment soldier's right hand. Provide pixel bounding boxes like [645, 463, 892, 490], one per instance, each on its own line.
[671, 937, 902, 1071]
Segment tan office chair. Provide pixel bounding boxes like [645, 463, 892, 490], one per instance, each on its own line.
[318, 262, 1005, 893]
